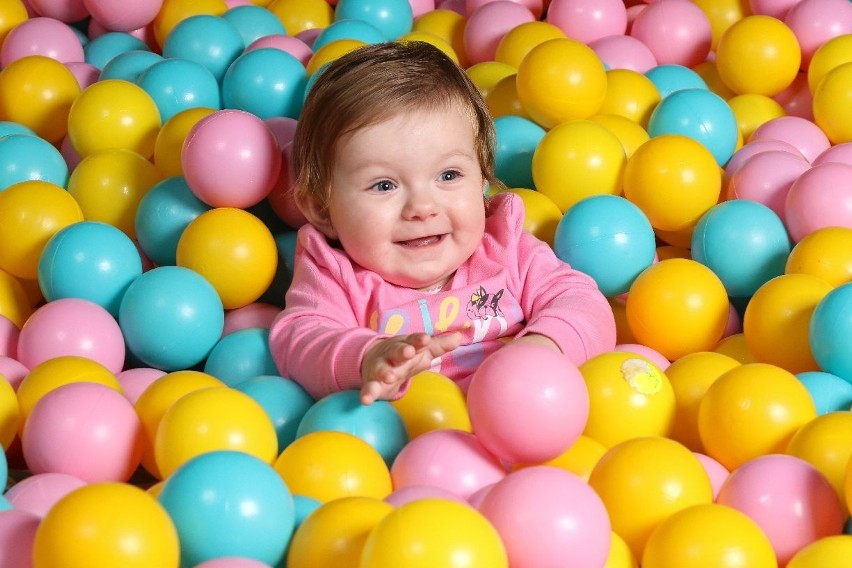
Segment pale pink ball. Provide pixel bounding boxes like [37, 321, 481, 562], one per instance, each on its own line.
[546, 0, 628, 44]
[0, 510, 40, 568]
[589, 34, 657, 73]
[693, 452, 729, 499]
[724, 138, 806, 178]
[750, 116, 831, 163]
[27, 0, 88, 23]
[629, 0, 712, 68]
[813, 142, 852, 167]
[246, 35, 313, 66]
[726, 150, 811, 218]
[223, 302, 281, 336]
[463, 1, 536, 65]
[785, 161, 852, 242]
[772, 72, 814, 120]
[385, 484, 470, 507]
[0, 16, 85, 66]
[195, 558, 272, 568]
[83, 0, 163, 32]
[264, 117, 299, 150]
[64, 61, 100, 90]
[0, 316, 18, 359]
[410, 0, 436, 17]
[4, 472, 87, 518]
[748, 0, 800, 20]
[0, 356, 29, 391]
[116, 367, 166, 405]
[784, 0, 852, 70]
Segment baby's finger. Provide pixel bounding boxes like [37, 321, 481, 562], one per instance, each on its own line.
[360, 381, 382, 405]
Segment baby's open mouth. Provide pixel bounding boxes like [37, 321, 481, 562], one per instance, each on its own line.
[397, 234, 444, 247]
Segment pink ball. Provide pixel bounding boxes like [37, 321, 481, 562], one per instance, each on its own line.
[724, 139, 806, 178]
[0, 510, 40, 568]
[546, 0, 628, 44]
[21, 382, 143, 483]
[772, 71, 814, 120]
[629, 0, 712, 68]
[4, 472, 87, 518]
[222, 302, 281, 336]
[723, 300, 743, 338]
[27, 0, 88, 23]
[748, 0, 800, 20]
[478, 466, 611, 568]
[613, 343, 670, 370]
[384, 484, 470, 507]
[115, 366, 166, 404]
[194, 558, 272, 568]
[785, 162, 852, 242]
[0, 356, 29, 391]
[438, 0, 466, 15]
[59, 135, 82, 171]
[295, 28, 323, 48]
[64, 61, 100, 90]
[0, 16, 85, 67]
[750, 116, 831, 163]
[390, 429, 507, 500]
[726, 150, 812, 218]
[463, 1, 536, 65]
[693, 452, 729, 499]
[267, 142, 308, 229]
[466, 0, 543, 19]
[16, 298, 125, 374]
[410, 0, 436, 17]
[784, 0, 852, 70]
[467, 482, 495, 508]
[716, 454, 846, 565]
[588, 34, 657, 73]
[813, 141, 852, 167]
[246, 35, 313, 66]
[182, 110, 283, 209]
[264, 116, 299, 150]
[0, 316, 18, 360]
[83, 0, 163, 32]
[466, 343, 589, 465]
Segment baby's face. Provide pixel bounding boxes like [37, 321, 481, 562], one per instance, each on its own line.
[324, 105, 487, 291]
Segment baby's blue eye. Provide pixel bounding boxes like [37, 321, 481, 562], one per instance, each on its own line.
[440, 170, 460, 182]
[372, 180, 395, 192]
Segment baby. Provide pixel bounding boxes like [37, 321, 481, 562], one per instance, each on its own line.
[269, 41, 616, 404]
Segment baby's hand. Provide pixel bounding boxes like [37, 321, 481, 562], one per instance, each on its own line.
[360, 332, 462, 405]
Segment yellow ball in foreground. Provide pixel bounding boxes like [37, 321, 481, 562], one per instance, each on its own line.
[389, 370, 471, 439]
[787, 535, 852, 568]
[786, 226, 852, 287]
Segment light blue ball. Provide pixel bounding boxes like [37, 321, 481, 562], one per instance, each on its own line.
[647, 87, 739, 166]
[0, 134, 68, 191]
[0, 121, 36, 138]
[691, 200, 791, 298]
[222, 48, 307, 119]
[203, 327, 278, 387]
[0, 445, 6, 493]
[296, 390, 408, 467]
[119, 266, 224, 371]
[311, 18, 386, 51]
[553, 194, 656, 297]
[223, 4, 288, 48]
[645, 64, 708, 99]
[135, 176, 211, 267]
[83, 31, 149, 70]
[162, 14, 245, 83]
[158, 450, 295, 567]
[494, 115, 546, 190]
[334, 0, 413, 40]
[810, 282, 852, 385]
[236, 374, 315, 453]
[137, 57, 222, 122]
[258, 231, 297, 307]
[100, 50, 165, 83]
[796, 371, 852, 415]
[38, 221, 143, 317]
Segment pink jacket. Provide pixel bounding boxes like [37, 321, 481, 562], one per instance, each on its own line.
[269, 192, 616, 399]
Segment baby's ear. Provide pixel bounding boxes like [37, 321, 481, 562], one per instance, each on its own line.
[295, 189, 338, 240]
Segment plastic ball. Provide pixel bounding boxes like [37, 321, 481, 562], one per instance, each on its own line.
[182, 109, 282, 208]
[221, 5, 285, 47]
[151, 0, 228, 49]
[725, 149, 811, 217]
[22, 382, 142, 482]
[118, 265, 225, 371]
[478, 466, 610, 568]
[33, 482, 180, 568]
[38, 221, 143, 317]
[274, 430, 393, 503]
[588, 436, 713, 559]
[531, 119, 626, 212]
[588, 34, 656, 75]
[623, 135, 721, 232]
[116, 366, 166, 405]
[694, 451, 731, 499]
[725, 138, 806, 179]
[787, 535, 852, 568]
[727, 93, 785, 142]
[286, 496, 394, 568]
[194, 558, 274, 568]
[162, 14, 244, 82]
[136, 57, 222, 123]
[202, 327, 277, 386]
[235, 375, 315, 453]
[83, 31, 149, 72]
[158, 450, 294, 566]
[814, 141, 852, 167]
[99, 49, 164, 82]
[154, 386, 278, 479]
[0, 15, 84, 67]
[588, 114, 651, 160]
[0, 0, 28, 47]
[717, 454, 845, 565]
[554, 194, 655, 297]
[629, 0, 712, 68]
[751, 115, 831, 163]
[491, 188, 560, 246]
[598, 69, 661, 127]
[492, 115, 545, 190]
[0, 372, 18, 449]
[715, 14, 801, 96]
[492, 20, 562, 69]
[516, 38, 608, 128]
[0, 509, 38, 565]
[222, 302, 281, 335]
[0, 133, 69, 191]
[579, 351, 676, 448]
[519, 434, 607, 482]
[797, 371, 852, 415]
[807, 33, 852, 93]
[4, 472, 86, 518]
[626, 258, 729, 360]
[176, 207, 277, 309]
[388, 370, 471, 439]
[810, 281, 852, 383]
[265, 0, 334, 37]
[645, 64, 708, 100]
[0, 273, 32, 332]
[785, 162, 852, 242]
[699, 363, 817, 470]
[335, 0, 413, 41]
[82, 0, 161, 32]
[784, 0, 852, 70]
[641, 503, 776, 568]
[390, 429, 506, 499]
[464, 0, 538, 65]
[311, 18, 385, 52]
[545, 0, 625, 44]
[412, 8, 467, 65]
[813, 61, 852, 144]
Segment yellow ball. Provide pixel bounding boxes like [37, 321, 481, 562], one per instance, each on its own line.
[0, 0, 28, 47]
[598, 69, 661, 128]
[727, 93, 786, 142]
[154, 386, 278, 479]
[360, 498, 508, 568]
[691, 0, 747, 52]
[715, 15, 802, 97]
[484, 74, 528, 119]
[626, 259, 730, 361]
[466, 61, 517, 99]
[33, 482, 180, 568]
[176, 207, 278, 310]
[274, 430, 393, 503]
[579, 351, 676, 448]
[786, 411, 852, 515]
[787, 535, 852, 568]
[666, 351, 741, 453]
[516, 38, 608, 128]
[518, 434, 607, 482]
[0, 374, 19, 451]
[786, 226, 852, 287]
[400, 32, 458, 64]
[532, 119, 625, 212]
[153, 107, 217, 178]
[588, 436, 713, 559]
[588, 114, 650, 160]
[67, 79, 162, 159]
[641, 503, 776, 568]
[813, 61, 852, 144]
[494, 20, 565, 70]
[743, 273, 831, 374]
[413, 9, 468, 67]
[0, 55, 80, 143]
[605, 531, 638, 568]
[67, 149, 163, 240]
[266, 0, 334, 37]
[152, 0, 228, 49]
[698, 362, 817, 470]
[693, 60, 738, 100]
[808, 34, 852, 93]
[389, 370, 471, 439]
[134, 370, 225, 479]
[0, 268, 32, 328]
[306, 39, 367, 76]
[0, 180, 84, 280]
[623, 135, 722, 232]
[847, 454, 852, 514]
[494, 187, 562, 246]
[286, 496, 394, 568]
[713, 332, 757, 364]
